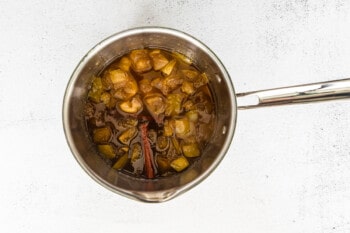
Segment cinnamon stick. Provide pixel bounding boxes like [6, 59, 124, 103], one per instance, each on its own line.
[139, 121, 155, 178]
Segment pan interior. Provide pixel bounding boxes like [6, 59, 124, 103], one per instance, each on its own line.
[63, 27, 237, 202]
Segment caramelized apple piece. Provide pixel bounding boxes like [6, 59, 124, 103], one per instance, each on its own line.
[182, 143, 200, 157]
[181, 81, 195, 95]
[193, 73, 209, 88]
[101, 74, 113, 90]
[161, 59, 176, 76]
[151, 75, 183, 96]
[143, 93, 166, 124]
[170, 156, 189, 172]
[118, 96, 143, 114]
[117, 56, 132, 71]
[97, 144, 116, 159]
[106, 69, 138, 100]
[118, 127, 137, 145]
[156, 135, 170, 151]
[164, 75, 183, 90]
[156, 156, 172, 173]
[100, 92, 111, 106]
[112, 153, 129, 170]
[107, 69, 129, 87]
[186, 110, 199, 122]
[150, 78, 168, 96]
[93, 127, 112, 144]
[171, 137, 182, 154]
[149, 50, 169, 70]
[117, 118, 138, 129]
[88, 77, 103, 103]
[131, 142, 142, 162]
[165, 93, 185, 116]
[130, 142, 143, 175]
[173, 52, 192, 65]
[176, 120, 196, 139]
[163, 120, 173, 137]
[181, 69, 199, 80]
[129, 49, 152, 73]
[139, 78, 153, 94]
[174, 118, 190, 135]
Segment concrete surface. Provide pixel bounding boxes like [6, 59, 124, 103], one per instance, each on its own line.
[0, 0, 349, 232]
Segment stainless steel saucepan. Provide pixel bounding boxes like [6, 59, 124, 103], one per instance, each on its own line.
[63, 27, 350, 202]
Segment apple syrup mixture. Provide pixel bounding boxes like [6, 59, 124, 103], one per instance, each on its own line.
[84, 49, 215, 178]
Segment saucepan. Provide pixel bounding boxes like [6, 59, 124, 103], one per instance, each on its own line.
[62, 27, 350, 202]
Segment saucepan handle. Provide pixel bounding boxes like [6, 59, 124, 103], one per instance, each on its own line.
[236, 78, 350, 110]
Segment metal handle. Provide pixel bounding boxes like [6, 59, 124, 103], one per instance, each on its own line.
[236, 78, 350, 110]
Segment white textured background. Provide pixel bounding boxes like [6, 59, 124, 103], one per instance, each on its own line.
[1, 1, 350, 232]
